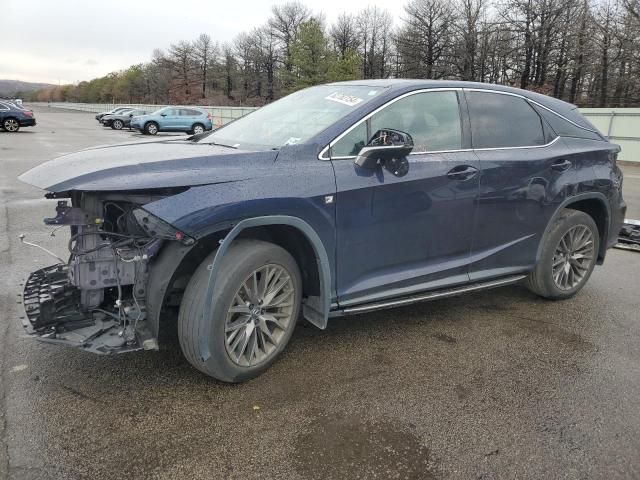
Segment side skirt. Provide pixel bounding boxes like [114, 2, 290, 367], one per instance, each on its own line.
[330, 274, 527, 316]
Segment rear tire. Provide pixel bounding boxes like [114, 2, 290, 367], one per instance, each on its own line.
[144, 122, 159, 135]
[178, 240, 302, 382]
[2, 118, 20, 132]
[112, 119, 124, 130]
[526, 209, 599, 300]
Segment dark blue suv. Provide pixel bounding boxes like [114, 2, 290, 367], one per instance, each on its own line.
[1, 101, 36, 132]
[18, 80, 625, 382]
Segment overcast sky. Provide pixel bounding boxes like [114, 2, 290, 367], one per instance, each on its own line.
[0, 0, 401, 85]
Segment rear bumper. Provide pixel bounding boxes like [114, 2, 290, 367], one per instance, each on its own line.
[19, 118, 36, 127]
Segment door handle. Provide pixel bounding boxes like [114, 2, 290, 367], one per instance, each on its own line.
[551, 159, 572, 171]
[447, 165, 479, 181]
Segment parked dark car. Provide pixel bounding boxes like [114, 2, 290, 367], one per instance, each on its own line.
[1, 101, 36, 132]
[17, 80, 625, 382]
[95, 107, 132, 123]
[102, 108, 148, 130]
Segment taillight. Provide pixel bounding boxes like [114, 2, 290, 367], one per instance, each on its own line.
[207, 113, 212, 120]
[23, 111, 33, 117]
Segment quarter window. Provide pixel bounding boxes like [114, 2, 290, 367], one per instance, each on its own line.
[532, 104, 602, 141]
[466, 91, 546, 148]
[331, 91, 463, 158]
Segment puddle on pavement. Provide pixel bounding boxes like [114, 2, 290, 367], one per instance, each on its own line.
[294, 413, 437, 479]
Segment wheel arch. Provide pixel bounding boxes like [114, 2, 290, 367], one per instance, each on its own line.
[536, 193, 611, 265]
[146, 215, 332, 349]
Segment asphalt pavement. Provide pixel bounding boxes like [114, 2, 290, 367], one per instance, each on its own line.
[1, 107, 639, 480]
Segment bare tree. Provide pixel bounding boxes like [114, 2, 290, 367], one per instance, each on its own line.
[330, 13, 361, 59]
[357, 7, 394, 78]
[454, 0, 488, 81]
[396, 0, 454, 78]
[253, 26, 280, 100]
[30, 0, 640, 108]
[268, 1, 311, 74]
[193, 33, 219, 99]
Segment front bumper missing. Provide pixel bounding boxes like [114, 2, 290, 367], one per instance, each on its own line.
[21, 264, 157, 354]
[615, 219, 640, 252]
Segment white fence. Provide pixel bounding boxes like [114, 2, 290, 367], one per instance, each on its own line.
[32, 102, 258, 127]
[580, 109, 640, 164]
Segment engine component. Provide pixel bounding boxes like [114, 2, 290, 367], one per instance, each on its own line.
[44, 200, 97, 226]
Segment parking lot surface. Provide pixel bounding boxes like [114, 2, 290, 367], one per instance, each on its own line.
[1, 107, 640, 480]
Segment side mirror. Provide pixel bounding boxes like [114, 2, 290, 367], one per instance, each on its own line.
[160, 113, 167, 117]
[355, 129, 414, 169]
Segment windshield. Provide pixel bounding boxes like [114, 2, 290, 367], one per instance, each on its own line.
[198, 85, 384, 150]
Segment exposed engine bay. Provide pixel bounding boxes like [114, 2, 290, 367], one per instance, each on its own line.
[21, 191, 193, 354]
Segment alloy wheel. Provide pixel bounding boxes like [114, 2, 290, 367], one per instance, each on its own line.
[224, 264, 296, 367]
[552, 224, 595, 290]
[4, 119, 19, 132]
[193, 125, 204, 135]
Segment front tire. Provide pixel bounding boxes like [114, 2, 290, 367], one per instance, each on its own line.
[526, 209, 599, 299]
[178, 240, 302, 382]
[191, 123, 205, 135]
[144, 122, 159, 135]
[3, 118, 20, 132]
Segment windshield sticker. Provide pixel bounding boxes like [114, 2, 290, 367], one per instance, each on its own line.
[325, 92, 364, 107]
[284, 137, 302, 146]
[368, 90, 378, 96]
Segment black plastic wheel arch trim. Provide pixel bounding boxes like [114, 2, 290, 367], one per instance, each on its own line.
[199, 216, 332, 363]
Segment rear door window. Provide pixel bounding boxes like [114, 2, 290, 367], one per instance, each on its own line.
[466, 91, 546, 148]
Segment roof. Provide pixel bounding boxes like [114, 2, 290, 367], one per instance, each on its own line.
[327, 78, 582, 126]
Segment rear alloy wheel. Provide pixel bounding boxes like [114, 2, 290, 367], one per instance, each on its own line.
[111, 119, 124, 130]
[191, 123, 205, 135]
[144, 122, 158, 135]
[526, 209, 599, 299]
[3, 118, 20, 132]
[178, 239, 302, 382]
[551, 225, 595, 291]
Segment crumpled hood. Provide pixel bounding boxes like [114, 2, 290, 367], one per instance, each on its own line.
[18, 138, 279, 192]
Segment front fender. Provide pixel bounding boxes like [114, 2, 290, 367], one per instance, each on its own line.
[143, 151, 337, 345]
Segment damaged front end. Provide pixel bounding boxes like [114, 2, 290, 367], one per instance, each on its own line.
[21, 191, 193, 354]
[615, 219, 640, 252]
